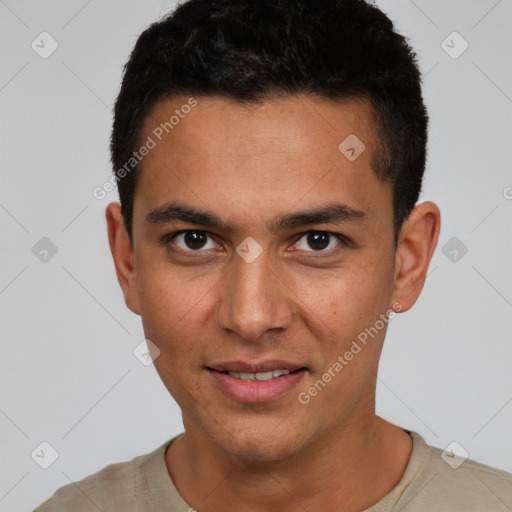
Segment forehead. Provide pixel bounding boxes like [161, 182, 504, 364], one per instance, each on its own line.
[134, 94, 391, 235]
[142, 93, 378, 160]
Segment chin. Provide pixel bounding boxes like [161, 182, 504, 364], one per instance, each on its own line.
[208, 420, 309, 463]
[219, 437, 297, 463]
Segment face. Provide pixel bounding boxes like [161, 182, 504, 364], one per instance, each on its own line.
[122, 94, 402, 461]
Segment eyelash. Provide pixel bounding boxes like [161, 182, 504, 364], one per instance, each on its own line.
[162, 230, 349, 256]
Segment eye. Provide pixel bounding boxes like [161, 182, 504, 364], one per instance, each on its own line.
[168, 230, 219, 252]
[293, 231, 343, 252]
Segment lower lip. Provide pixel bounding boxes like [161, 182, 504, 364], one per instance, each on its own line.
[208, 369, 307, 403]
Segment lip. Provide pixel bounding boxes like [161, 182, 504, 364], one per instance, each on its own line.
[207, 366, 307, 403]
[208, 360, 306, 373]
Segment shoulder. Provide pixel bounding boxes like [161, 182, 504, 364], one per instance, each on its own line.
[424, 440, 512, 496]
[396, 432, 512, 511]
[33, 441, 171, 512]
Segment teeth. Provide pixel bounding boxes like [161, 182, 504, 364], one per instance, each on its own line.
[255, 371, 274, 381]
[227, 369, 292, 381]
[272, 369, 291, 378]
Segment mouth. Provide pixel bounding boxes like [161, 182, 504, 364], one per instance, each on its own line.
[210, 367, 306, 381]
[206, 361, 308, 403]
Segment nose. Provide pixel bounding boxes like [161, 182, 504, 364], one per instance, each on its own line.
[215, 249, 294, 343]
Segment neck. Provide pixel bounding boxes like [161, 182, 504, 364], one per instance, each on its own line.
[165, 414, 412, 512]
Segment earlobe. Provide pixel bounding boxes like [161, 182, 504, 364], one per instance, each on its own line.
[105, 202, 141, 315]
[391, 201, 441, 313]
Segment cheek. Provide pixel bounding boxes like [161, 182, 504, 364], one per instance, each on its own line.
[138, 247, 213, 317]
[137, 268, 211, 405]
[295, 258, 392, 334]
[136, 261, 212, 359]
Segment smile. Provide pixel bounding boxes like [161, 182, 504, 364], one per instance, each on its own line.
[207, 366, 307, 403]
[223, 369, 295, 381]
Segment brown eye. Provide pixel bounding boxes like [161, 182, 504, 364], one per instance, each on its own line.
[170, 231, 218, 252]
[307, 232, 330, 250]
[184, 231, 208, 250]
[294, 231, 342, 252]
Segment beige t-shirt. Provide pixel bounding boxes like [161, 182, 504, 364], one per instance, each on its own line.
[34, 430, 512, 511]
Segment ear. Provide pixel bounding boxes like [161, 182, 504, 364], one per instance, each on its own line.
[390, 201, 441, 313]
[105, 202, 140, 315]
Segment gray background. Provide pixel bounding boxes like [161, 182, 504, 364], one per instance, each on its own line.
[1, 0, 511, 510]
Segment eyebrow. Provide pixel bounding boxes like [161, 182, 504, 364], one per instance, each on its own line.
[145, 201, 367, 233]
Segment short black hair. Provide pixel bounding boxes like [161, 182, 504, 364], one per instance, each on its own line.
[110, 0, 428, 244]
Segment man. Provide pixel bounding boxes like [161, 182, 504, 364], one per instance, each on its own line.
[35, 0, 512, 510]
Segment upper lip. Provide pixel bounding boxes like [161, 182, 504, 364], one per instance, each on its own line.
[208, 360, 306, 373]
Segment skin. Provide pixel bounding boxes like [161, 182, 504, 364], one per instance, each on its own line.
[106, 94, 440, 512]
